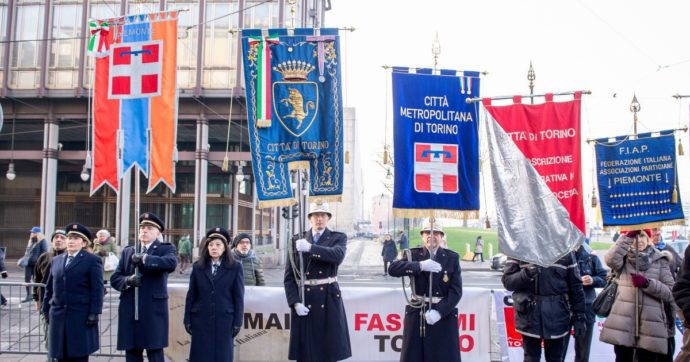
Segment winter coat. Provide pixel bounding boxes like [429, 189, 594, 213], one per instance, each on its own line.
[42, 250, 104, 358]
[184, 259, 244, 362]
[26, 237, 48, 267]
[398, 234, 409, 250]
[32, 248, 66, 304]
[474, 238, 484, 254]
[284, 228, 352, 362]
[674, 245, 690, 323]
[110, 239, 177, 350]
[599, 236, 675, 355]
[232, 249, 266, 286]
[381, 239, 397, 262]
[501, 253, 586, 340]
[178, 237, 192, 256]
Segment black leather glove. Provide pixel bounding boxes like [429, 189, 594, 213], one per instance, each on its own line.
[131, 253, 145, 266]
[126, 274, 142, 287]
[232, 326, 241, 338]
[185, 323, 192, 335]
[574, 318, 587, 338]
[524, 264, 539, 278]
[1, 271, 8, 278]
[86, 314, 99, 327]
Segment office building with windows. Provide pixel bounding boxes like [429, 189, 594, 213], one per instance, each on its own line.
[0, 0, 341, 257]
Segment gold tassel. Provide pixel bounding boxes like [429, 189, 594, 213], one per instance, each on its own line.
[485, 218, 491, 229]
[672, 184, 678, 204]
[679, 142, 684, 156]
[221, 156, 229, 172]
[345, 151, 350, 164]
[256, 119, 271, 128]
[383, 148, 389, 165]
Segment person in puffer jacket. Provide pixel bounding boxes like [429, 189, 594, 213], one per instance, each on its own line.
[502, 252, 587, 362]
[599, 229, 675, 360]
[231, 233, 266, 286]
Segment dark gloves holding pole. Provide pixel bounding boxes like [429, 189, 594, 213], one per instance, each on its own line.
[524, 264, 539, 278]
[86, 314, 99, 327]
[573, 316, 587, 338]
[126, 274, 142, 287]
[631, 273, 650, 288]
[1, 271, 7, 278]
[131, 253, 145, 266]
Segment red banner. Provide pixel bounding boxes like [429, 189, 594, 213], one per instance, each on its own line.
[484, 93, 584, 233]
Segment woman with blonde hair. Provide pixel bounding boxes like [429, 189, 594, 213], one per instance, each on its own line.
[599, 229, 675, 361]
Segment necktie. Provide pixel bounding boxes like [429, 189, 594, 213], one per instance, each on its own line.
[142, 245, 148, 254]
[314, 232, 321, 244]
[212, 263, 219, 276]
[65, 255, 74, 267]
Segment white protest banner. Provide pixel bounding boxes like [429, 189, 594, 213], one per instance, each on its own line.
[167, 285, 492, 361]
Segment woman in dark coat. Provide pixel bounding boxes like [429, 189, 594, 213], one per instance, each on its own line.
[381, 234, 397, 275]
[184, 227, 244, 362]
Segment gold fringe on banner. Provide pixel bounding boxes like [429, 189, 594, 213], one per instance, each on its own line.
[256, 119, 271, 128]
[393, 208, 480, 219]
[257, 198, 296, 209]
[602, 218, 686, 231]
[308, 195, 342, 205]
[288, 161, 310, 171]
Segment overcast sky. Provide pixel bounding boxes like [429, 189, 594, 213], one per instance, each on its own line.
[326, 0, 690, 223]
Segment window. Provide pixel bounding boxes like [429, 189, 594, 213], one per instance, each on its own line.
[0, 1, 9, 86]
[245, 0, 279, 29]
[127, 1, 160, 15]
[168, 1, 199, 89]
[202, 0, 239, 89]
[10, 2, 45, 89]
[47, 2, 82, 89]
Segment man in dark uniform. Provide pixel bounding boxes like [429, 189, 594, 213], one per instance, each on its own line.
[284, 202, 352, 362]
[42, 223, 104, 362]
[111, 213, 177, 362]
[388, 219, 463, 362]
[502, 253, 587, 362]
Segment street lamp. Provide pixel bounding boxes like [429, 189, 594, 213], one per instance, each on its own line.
[235, 161, 245, 182]
[6, 117, 15, 181]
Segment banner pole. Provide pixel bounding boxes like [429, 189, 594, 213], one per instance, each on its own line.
[134, 167, 140, 321]
[466, 90, 591, 104]
[296, 170, 305, 304]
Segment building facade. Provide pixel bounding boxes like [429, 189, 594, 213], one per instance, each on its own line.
[0, 0, 333, 257]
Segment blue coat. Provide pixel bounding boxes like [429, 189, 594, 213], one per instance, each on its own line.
[284, 228, 352, 362]
[42, 250, 104, 359]
[110, 239, 177, 350]
[184, 259, 244, 362]
[388, 247, 463, 362]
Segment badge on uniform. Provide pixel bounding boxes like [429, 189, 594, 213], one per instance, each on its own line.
[443, 272, 449, 283]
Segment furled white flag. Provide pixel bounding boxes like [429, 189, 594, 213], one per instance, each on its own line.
[484, 108, 584, 266]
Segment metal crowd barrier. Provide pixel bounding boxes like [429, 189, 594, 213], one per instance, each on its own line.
[0, 281, 124, 357]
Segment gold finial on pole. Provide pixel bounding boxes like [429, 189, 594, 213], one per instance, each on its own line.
[630, 94, 641, 136]
[527, 61, 536, 104]
[288, 0, 297, 29]
[432, 32, 441, 73]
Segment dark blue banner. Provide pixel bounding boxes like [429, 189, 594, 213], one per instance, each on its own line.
[595, 131, 684, 227]
[392, 68, 480, 216]
[241, 29, 343, 208]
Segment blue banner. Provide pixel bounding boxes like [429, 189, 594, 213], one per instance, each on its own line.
[595, 131, 684, 227]
[392, 68, 480, 216]
[241, 29, 343, 208]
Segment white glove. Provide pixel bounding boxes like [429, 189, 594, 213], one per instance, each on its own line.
[425, 310, 441, 325]
[296, 239, 312, 252]
[294, 303, 310, 316]
[419, 259, 442, 273]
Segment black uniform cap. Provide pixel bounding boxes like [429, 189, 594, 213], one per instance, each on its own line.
[139, 212, 165, 232]
[65, 223, 92, 243]
[206, 226, 231, 245]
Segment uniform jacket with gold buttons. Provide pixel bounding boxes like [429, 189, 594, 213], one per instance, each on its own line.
[284, 228, 352, 362]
